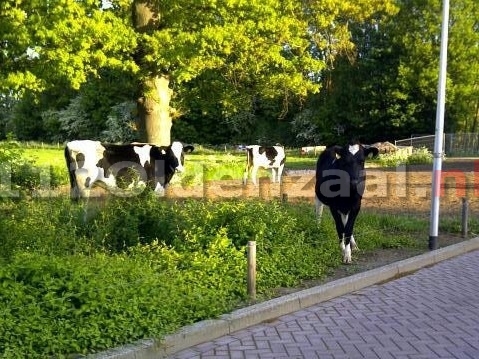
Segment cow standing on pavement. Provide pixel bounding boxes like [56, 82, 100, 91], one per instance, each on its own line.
[243, 145, 286, 185]
[315, 141, 378, 263]
[64, 140, 194, 199]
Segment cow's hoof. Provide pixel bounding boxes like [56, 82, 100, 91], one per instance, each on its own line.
[342, 245, 352, 264]
[350, 237, 359, 251]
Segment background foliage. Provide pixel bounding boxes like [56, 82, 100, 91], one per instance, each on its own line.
[2, 0, 477, 145]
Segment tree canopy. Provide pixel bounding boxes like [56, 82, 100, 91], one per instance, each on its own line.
[1, 0, 478, 145]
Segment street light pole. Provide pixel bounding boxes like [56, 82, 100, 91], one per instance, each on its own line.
[429, 0, 450, 250]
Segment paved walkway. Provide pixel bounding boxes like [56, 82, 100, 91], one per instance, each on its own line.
[170, 250, 479, 359]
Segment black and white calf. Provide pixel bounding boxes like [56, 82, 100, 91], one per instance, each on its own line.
[243, 145, 286, 185]
[64, 140, 194, 199]
[315, 142, 377, 263]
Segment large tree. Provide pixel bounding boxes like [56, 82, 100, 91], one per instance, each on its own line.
[310, 0, 479, 142]
[1, 0, 396, 145]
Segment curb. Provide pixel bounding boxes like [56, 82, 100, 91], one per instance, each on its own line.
[92, 236, 479, 359]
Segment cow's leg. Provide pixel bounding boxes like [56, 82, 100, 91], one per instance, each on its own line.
[251, 166, 259, 185]
[277, 163, 284, 184]
[154, 182, 166, 196]
[271, 168, 277, 183]
[350, 235, 359, 251]
[330, 209, 351, 263]
[343, 205, 361, 260]
[77, 186, 92, 223]
[73, 168, 93, 200]
[243, 165, 250, 185]
[340, 212, 353, 264]
[315, 197, 324, 222]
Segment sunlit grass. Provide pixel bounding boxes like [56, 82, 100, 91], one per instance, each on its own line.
[27, 148, 66, 168]
[21, 146, 319, 183]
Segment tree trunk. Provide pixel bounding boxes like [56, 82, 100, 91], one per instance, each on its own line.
[137, 75, 172, 145]
[132, 1, 171, 146]
[471, 98, 479, 133]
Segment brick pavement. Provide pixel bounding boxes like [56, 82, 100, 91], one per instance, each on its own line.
[170, 250, 479, 359]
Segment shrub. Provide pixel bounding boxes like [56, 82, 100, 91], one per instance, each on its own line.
[406, 147, 434, 165]
[0, 195, 436, 357]
[0, 252, 245, 358]
[374, 146, 433, 167]
[0, 197, 92, 261]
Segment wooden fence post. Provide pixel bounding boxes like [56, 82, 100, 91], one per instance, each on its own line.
[259, 177, 270, 200]
[461, 197, 469, 238]
[444, 177, 456, 201]
[203, 180, 213, 199]
[242, 181, 253, 198]
[280, 176, 292, 200]
[247, 241, 256, 301]
[386, 173, 395, 198]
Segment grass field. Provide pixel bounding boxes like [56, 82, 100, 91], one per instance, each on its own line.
[28, 147, 66, 168]
[27, 147, 317, 168]
[22, 146, 318, 184]
[10, 143, 435, 192]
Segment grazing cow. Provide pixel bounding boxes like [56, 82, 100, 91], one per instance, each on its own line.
[65, 140, 194, 199]
[300, 145, 326, 155]
[243, 145, 286, 185]
[315, 141, 377, 263]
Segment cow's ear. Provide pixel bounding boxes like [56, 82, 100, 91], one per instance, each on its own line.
[332, 146, 342, 153]
[184, 145, 194, 153]
[333, 146, 343, 158]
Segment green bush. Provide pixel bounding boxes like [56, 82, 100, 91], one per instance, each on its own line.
[0, 253, 239, 357]
[406, 147, 434, 165]
[374, 146, 433, 167]
[0, 194, 434, 357]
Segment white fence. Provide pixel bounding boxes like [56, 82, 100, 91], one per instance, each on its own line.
[395, 133, 479, 157]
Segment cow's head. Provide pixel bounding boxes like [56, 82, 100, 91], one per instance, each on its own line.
[147, 142, 194, 191]
[150, 142, 194, 172]
[170, 141, 194, 172]
[331, 141, 377, 195]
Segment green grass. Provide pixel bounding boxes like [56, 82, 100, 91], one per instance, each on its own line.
[21, 147, 318, 184]
[17, 144, 437, 194]
[28, 148, 66, 168]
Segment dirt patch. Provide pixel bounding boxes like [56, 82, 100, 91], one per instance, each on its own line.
[164, 159, 479, 213]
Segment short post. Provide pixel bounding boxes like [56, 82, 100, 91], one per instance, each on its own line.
[444, 177, 455, 200]
[203, 180, 213, 199]
[461, 197, 469, 238]
[280, 176, 292, 199]
[165, 184, 174, 198]
[259, 177, 270, 200]
[242, 181, 253, 199]
[386, 173, 396, 198]
[247, 241, 256, 301]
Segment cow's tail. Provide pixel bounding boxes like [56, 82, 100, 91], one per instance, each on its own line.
[64, 145, 79, 200]
[243, 147, 252, 185]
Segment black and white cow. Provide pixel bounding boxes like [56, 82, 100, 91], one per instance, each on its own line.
[65, 140, 194, 199]
[243, 145, 286, 185]
[315, 141, 378, 263]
